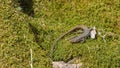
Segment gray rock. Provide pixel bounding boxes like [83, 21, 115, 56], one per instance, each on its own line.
[52, 61, 82, 68]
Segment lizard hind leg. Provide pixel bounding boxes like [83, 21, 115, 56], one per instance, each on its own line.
[80, 38, 85, 43]
[69, 37, 85, 43]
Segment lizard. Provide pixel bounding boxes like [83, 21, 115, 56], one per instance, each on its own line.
[50, 25, 93, 61]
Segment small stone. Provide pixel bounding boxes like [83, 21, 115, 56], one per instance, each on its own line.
[90, 26, 97, 39]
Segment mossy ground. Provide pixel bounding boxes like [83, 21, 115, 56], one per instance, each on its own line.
[0, 0, 120, 68]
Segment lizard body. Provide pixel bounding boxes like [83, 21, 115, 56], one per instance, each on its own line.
[70, 27, 92, 43]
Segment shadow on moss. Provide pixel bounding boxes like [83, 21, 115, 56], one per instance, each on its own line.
[28, 23, 45, 50]
[12, 0, 34, 17]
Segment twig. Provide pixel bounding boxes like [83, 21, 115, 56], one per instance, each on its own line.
[98, 30, 106, 43]
[30, 48, 33, 68]
[102, 35, 106, 43]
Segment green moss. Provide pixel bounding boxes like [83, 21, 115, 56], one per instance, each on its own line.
[0, 0, 120, 68]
